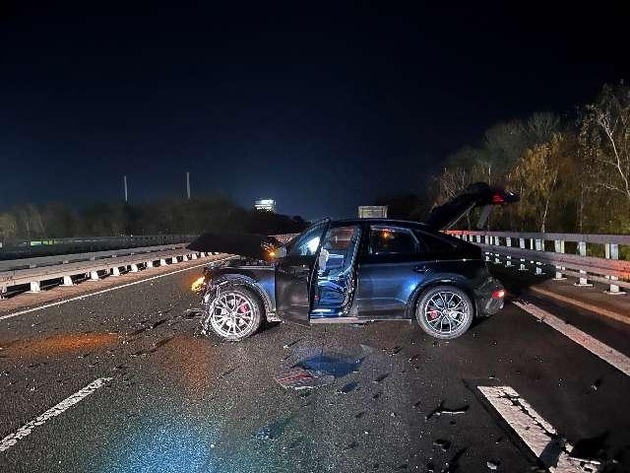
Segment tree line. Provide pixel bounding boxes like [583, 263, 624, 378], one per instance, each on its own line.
[375, 82, 630, 234]
[430, 82, 630, 234]
[0, 198, 308, 243]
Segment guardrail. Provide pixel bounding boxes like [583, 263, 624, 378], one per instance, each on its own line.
[0, 234, 196, 260]
[448, 231, 630, 294]
[0, 246, 219, 298]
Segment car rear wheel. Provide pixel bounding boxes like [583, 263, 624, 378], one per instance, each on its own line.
[205, 286, 263, 341]
[415, 286, 473, 339]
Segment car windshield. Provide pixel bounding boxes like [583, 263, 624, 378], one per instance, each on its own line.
[286, 219, 330, 257]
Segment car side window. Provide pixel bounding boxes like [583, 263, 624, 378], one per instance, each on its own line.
[415, 231, 458, 252]
[369, 226, 419, 255]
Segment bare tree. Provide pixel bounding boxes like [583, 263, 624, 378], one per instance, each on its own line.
[579, 83, 630, 203]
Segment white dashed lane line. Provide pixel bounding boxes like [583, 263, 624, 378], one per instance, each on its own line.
[478, 385, 602, 473]
[0, 377, 112, 453]
[513, 300, 630, 378]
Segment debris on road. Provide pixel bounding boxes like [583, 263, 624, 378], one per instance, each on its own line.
[426, 400, 470, 420]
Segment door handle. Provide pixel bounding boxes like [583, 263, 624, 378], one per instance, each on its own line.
[413, 265, 429, 274]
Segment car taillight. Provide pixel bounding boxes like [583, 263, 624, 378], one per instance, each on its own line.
[492, 193, 505, 204]
[491, 289, 505, 299]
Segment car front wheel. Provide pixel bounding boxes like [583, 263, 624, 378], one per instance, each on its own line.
[415, 285, 473, 339]
[204, 286, 263, 341]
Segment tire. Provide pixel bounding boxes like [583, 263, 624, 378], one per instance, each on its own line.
[415, 285, 474, 339]
[204, 286, 263, 341]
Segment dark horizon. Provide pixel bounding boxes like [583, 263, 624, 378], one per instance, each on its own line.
[1, 1, 627, 218]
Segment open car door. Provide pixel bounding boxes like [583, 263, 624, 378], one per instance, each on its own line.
[424, 182, 519, 230]
[275, 219, 330, 326]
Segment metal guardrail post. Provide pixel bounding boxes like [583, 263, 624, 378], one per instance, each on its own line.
[518, 238, 527, 271]
[484, 235, 491, 262]
[494, 236, 501, 264]
[553, 240, 567, 280]
[605, 243, 626, 295]
[534, 238, 544, 275]
[574, 241, 593, 287]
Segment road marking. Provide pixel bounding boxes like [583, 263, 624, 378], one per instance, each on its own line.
[513, 301, 630, 377]
[478, 385, 601, 473]
[0, 377, 112, 453]
[0, 258, 229, 322]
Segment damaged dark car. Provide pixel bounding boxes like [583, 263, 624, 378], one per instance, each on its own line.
[189, 183, 518, 341]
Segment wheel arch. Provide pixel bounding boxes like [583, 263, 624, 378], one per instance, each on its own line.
[205, 275, 271, 318]
[405, 277, 477, 319]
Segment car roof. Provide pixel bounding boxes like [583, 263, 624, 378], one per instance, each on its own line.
[328, 218, 432, 228]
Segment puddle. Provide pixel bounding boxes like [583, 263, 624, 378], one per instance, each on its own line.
[293, 354, 363, 378]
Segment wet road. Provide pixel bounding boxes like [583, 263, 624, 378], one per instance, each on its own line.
[1, 268, 629, 472]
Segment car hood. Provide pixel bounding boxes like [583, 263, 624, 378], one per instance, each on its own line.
[187, 232, 281, 261]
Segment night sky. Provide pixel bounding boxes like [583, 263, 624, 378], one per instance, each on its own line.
[1, 2, 627, 219]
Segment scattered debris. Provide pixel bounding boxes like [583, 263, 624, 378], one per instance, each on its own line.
[218, 367, 237, 379]
[373, 373, 389, 384]
[372, 392, 382, 401]
[407, 354, 421, 363]
[590, 378, 602, 391]
[127, 327, 147, 337]
[183, 308, 203, 319]
[150, 336, 174, 351]
[150, 318, 169, 329]
[274, 367, 334, 390]
[487, 460, 499, 470]
[337, 381, 359, 394]
[433, 439, 451, 452]
[391, 346, 403, 355]
[426, 401, 470, 420]
[283, 339, 301, 349]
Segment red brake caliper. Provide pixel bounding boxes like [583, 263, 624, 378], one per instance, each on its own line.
[428, 309, 439, 320]
[238, 303, 250, 313]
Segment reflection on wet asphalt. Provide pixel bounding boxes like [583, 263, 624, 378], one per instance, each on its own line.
[1, 272, 630, 473]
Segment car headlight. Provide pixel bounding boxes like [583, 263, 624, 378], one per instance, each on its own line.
[191, 276, 206, 293]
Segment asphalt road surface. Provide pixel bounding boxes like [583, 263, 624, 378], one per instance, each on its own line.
[1, 267, 629, 472]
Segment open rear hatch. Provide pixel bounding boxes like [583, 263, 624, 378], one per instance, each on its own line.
[424, 182, 519, 230]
